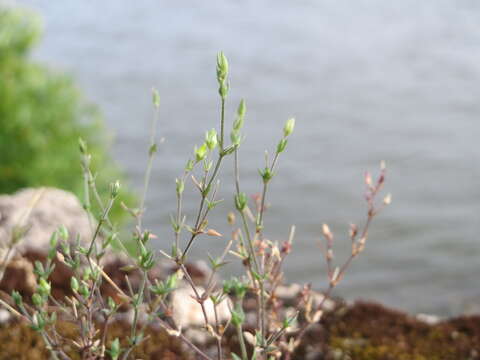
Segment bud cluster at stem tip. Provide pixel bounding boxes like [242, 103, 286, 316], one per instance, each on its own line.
[205, 128, 218, 150]
[216, 51, 229, 99]
[277, 118, 295, 154]
[231, 99, 246, 147]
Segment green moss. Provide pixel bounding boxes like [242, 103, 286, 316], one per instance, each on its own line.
[321, 302, 480, 360]
[0, 320, 189, 360]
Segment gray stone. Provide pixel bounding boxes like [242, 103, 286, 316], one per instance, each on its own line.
[0, 187, 93, 254]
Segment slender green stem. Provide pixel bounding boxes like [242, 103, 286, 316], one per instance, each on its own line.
[182, 153, 225, 259]
[81, 157, 94, 233]
[86, 197, 114, 258]
[233, 147, 266, 341]
[235, 298, 248, 360]
[139, 103, 160, 231]
[213, 303, 223, 360]
[122, 270, 147, 360]
[220, 98, 225, 150]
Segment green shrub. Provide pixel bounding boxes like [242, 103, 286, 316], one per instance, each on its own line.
[0, 7, 135, 224]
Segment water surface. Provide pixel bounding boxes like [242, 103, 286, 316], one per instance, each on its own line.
[22, 0, 480, 315]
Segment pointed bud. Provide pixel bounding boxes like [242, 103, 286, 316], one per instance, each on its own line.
[349, 223, 358, 239]
[322, 224, 332, 238]
[276, 138, 288, 153]
[364, 172, 373, 186]
[109, 338, 121, 360]
[11, 291, 22, 306]
[70, 277, 79, 292]
[185, 159, 194, 172]
[194, 143, 208, 162]
[110, 180, 120, 198]
[205, 129, 218, 150]
[383, 193, 392, 205]
[32, 293, 43, 307]
[38, 278, 51, 296]
[216, 51, 229, 84]
[230, 131, 241, 146]
[235, 193, 247, 212]
[227, 212, 236, 225]
[283, 118, 295, 137]
[175, 178, 184, 195]
[330, 267, 340, 286]
[206, 229, 223, 237]
[237, 99, 246, 118]
[152, 88, 160, 108]
[79, 138, 87, 154]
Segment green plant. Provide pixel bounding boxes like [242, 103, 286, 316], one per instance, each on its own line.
[0, 7, 134, 224]
[0, 51, 390, 360]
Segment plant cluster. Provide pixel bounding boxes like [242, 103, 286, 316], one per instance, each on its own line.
[0, 51, 390, 360]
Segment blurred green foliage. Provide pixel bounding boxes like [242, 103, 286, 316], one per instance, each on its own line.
[0, 7, 135, 224]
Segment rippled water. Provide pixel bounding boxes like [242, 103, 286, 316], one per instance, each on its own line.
[21, 0, 480, 315]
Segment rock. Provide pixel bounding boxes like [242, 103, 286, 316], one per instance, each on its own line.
[170, 260, 213, 286]
[274, 284, 336, 312]
[171, 286, 231, 327]
[311, 291, 336, 312]
[0, 255, 36, 296]
[416, 313, 441, 325]
[0, 187, 92, 254]
[275, 283, 302, 305]
[0, 309, 11, 324]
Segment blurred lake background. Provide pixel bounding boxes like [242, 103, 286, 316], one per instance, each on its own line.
[20, 0, 480, 316]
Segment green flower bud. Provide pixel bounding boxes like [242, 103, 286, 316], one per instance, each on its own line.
[237, 99, 246, 118]
[230, 131, 241, 146]
[276, 138, 288, 153]
[219, 82, 229, 99]
[205, 129, 218, 150]
[110, 180, 121, 198]
[233, 100, 246, 132]
[11, 291, 22, 306]
[139, 243, 155, 270]
[79, 283, 90, 298]
[223, 277, 247, 298]
[32, 313, 46, 332]
[152, 88, 160, 108]
[194, 143, 208, 162]
[259, 167, 274, 183]
[49, 311, 57, 324]
[58, 225, 69, 241]
[109, 338, 121, 360]
[38, 278, 51, 296]
[231, 305, 245, 327]
[70, 277, 79, 292]
[32, 293, 43, 307]
[78, 138, 87, 154]
[235, 193, 247, 212]
[283, 118, 295, 137]
[49, 231, 58, 248]
[185, 159, 194, 172]
[216, 51, 229, 83]
[175, 178, 184, 195]
[149, 143, 157, 156]
[166, 273, 178, 290]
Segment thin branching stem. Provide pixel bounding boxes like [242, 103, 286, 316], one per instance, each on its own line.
[139, 99, 160, 231]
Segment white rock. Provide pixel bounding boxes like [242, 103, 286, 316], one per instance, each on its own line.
[311, 291, 336, 312]
[416, 313, 440, 325]
[275, 283, 302, 301]
[171, 286, 231, 327]
[0, 309, 11, 324]
[0, 187, 92, 253]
